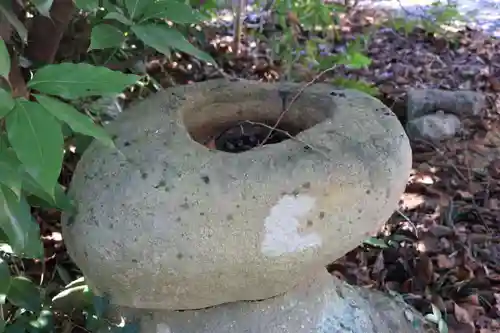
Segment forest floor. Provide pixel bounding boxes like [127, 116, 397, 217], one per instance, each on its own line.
[31, 3, 500, 333]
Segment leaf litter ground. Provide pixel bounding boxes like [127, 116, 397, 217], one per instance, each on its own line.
[29, 6, 500, 333]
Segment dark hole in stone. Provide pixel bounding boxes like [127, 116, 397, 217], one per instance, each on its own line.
[330, 91, 346, 98]
[182, 95, 331, 154]
[213, 122, 291, 153]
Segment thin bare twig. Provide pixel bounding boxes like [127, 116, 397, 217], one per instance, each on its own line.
[259, 66, 337, 147]
[396, 209, 418, 237]
[243, 120, 331, 159]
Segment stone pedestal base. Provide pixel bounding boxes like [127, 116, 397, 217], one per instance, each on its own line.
[110, 271, 435, 333]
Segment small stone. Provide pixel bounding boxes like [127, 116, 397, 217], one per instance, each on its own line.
[406, 88, 485, 121]
[126, 272, 432, 333]
[406, 112, 461, 141]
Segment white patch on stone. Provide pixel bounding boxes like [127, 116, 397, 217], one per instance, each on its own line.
[261, 194, 322, 256]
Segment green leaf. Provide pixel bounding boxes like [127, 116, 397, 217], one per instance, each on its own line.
[35, 94, 115, 148]
[0, 149, 23, 198]
[6, 100, 64, 197]
[7, 276, 42, 313]
[0, 40, 10, 80]
[124, 0, 150, 19]
[20, 169, 74, 213]
[0, 228, 12, 254]
[0, 88, 15, 118]
[73, 134, 94, 155]
[363, 236, 388, 249]
[424, 313, 439, 322]
[347, 52, 371, 69]
[30, 0, 53, 17]
[104, 12, 133, 25]
[65, 276, 86, 289]
[28, 63, 140, 100]
[84, 313, 102, 332]
[132, 24, 214, 64]
[89, 24, 126, 50]
[438, 318, 448, 333]
[0, 186, 43, 258]
[5, 317, 30, 333]
[29, 309, 54, 332]
[330, 78, 379, 97]
[0, 134, 8, 152]
[0, 258, 11, 304]
[23, 180, 75, 213]
[52, 284, 93, 312]
[74, 0, 99, 11]
[61, 122, 73, 138]
[139, 0, 205, 23]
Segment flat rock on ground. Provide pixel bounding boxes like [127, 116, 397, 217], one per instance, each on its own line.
[108, 271, 437, 333]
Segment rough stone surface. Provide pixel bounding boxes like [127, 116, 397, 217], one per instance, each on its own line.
[109, 270, 436, 333]
[406, 88, 485, 121]
[62, 79, 412, 310]
[406, 112, 462, 141]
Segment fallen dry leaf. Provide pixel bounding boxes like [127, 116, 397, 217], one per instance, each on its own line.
[454, 302, 474, 325]
[446, 302, 476, 333]
[436, 254, 455, 269]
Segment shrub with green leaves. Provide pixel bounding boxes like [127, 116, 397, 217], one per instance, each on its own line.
[263, 0, 376, 93]
[0, 0, 220, 329]
[0, 36, 143, 330]
[81, 0, 216, 63]
[0, 42, 139, 258]
[389, 0, 466, 37]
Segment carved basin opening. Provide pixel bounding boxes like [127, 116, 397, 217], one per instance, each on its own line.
[182, 91, 331, 153]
